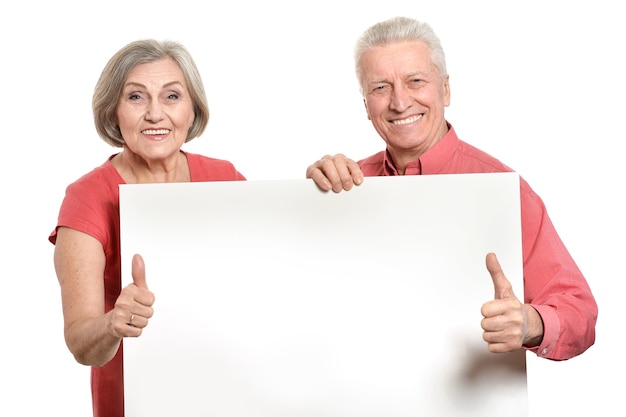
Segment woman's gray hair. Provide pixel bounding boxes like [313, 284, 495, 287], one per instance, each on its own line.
[354, 17, 448, 90]
[92, 39, 209, 147]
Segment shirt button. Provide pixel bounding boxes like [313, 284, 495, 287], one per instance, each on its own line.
[541, 348, 548, 355]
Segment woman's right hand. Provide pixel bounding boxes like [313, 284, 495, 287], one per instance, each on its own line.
[110, 254, 155, 338]
[55, 228, 156, 366]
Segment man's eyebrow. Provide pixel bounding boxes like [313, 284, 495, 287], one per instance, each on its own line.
[406, 70, 428, 78]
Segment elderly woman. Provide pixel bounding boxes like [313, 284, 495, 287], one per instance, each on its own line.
[49, 39, 245, 417]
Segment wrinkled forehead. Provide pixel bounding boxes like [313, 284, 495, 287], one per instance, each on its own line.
[359, 41, 438, 81]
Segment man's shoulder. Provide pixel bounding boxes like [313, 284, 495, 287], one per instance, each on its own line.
[357, 151, 386, 176]
[357, 151, 386, 166]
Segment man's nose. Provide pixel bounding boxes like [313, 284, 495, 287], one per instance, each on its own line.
[390, 85, 412, 112]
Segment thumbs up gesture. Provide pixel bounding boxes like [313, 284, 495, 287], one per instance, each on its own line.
[480, 253, 543, 353]
[113, 254, 156, 337]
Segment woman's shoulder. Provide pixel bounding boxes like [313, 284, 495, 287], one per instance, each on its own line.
[64, 155, 122, 197]
[185, 151, 234, 165]
[184, 151, 246, 181]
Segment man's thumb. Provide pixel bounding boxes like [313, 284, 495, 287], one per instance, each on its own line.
[486, 252, 513, 299]
[132, 253, 148, 289]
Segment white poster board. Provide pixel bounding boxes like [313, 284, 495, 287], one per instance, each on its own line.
[120, 173, 527, 416]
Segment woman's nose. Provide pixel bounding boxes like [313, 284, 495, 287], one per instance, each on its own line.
[145, 99, 164, 121]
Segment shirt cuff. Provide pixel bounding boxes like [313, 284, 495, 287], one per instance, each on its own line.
[526, 303, 559, 358]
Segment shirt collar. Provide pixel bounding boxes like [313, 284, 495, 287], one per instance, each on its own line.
[381, 122, 460, 175]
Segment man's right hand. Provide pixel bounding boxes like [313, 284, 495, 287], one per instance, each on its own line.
[305, 154, 364, 193]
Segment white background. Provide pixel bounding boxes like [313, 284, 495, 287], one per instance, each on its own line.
[1, 0, 623, 416]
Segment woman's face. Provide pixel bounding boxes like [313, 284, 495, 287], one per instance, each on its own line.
[116, 57, 195, 162]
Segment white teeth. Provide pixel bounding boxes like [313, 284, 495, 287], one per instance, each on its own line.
[142, 129, 170, 135]
[393, 115, 422, 125]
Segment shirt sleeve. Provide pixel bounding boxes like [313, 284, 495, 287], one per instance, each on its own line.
[519, 178, 597, 360]
[49, 177, 113, 249]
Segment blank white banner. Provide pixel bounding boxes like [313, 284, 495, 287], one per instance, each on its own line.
[120, 173, 527, 416]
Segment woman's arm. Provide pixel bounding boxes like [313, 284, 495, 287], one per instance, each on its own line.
[54, 227, 154, 367]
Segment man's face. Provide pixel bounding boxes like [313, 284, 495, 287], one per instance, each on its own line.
[360, 40, 450, 164]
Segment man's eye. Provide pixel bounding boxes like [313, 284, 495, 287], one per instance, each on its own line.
[408, 79, 424, 88]
[371, 85, 390, 95]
